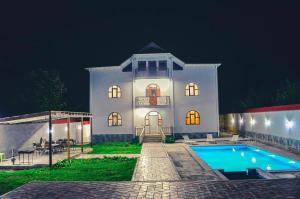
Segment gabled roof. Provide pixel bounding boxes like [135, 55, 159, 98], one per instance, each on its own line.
[137, 42, 168, 54]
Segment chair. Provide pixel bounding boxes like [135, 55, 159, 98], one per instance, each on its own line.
[230, 135, 239, 143]
[182, 135, 197, 145]
[206, 134, 216, 144]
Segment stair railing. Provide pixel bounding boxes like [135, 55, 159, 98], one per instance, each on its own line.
[159, 127, 166, 142]
[138, 127, 145, 144]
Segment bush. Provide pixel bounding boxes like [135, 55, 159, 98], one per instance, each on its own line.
[164, 135, 175, 143]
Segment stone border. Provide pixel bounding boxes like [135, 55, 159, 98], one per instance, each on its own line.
[182, 143, 228, 180]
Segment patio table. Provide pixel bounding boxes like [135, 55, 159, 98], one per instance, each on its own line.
[18, 149, 34, 164]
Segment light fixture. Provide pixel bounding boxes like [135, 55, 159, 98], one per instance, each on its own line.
[265, 118, 271, 127]
[266, 165, 272, 170]
[231, 118, 235, 124]
[285, 120, 294, 129]
[240, 152, 244, 157]
[251, 157, 256, 163]
[77, 125, 82, 130]
[250, 118, 256, 126]
[240, 118, 244, 125]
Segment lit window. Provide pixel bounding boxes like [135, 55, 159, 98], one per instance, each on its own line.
[108, 112, 122, 126]
[185, 83, 199, 96]
[186, 110, 200, 125]
[108, 85, 121, 98]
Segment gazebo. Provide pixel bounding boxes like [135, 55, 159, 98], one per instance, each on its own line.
[0, 111, 92, 167]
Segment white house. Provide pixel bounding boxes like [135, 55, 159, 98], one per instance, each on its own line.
[87, 42, 221, 142]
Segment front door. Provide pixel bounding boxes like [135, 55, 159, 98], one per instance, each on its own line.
[149, 115, 159, 134]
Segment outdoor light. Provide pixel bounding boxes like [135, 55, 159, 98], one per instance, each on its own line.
[250, 118, 256, 126]
[240, 152, 244, 157]
[289, 161, 296, 164]
[285, 120, 294, 129]
[78, 125, 82, 130]
[266, 165, 272, 170]
[265, 118, 271, 127]
[239, 118, 244, 125]
[231, 118, 235, 124]
[64, 127, 68, 132]
[251, 157, 256, 163]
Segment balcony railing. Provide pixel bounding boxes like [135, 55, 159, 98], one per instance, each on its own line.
[135, 69, 169, 78]
[135, 96, 170, 107]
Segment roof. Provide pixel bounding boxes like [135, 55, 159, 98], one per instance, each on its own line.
[0, 111, 92, 124]
[137, 42, 168, 54]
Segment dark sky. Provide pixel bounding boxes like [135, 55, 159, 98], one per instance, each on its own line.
[0, 1, 300, 117]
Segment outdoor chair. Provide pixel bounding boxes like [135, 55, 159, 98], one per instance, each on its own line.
[206, 134, 217, 144]
[182, 135, 197, 145]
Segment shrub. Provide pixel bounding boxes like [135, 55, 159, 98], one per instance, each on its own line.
[164, 135, 175, 143]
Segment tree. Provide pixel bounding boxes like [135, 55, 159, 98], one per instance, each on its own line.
[272, 80, 300, 105]
[19, 68, 67, 112]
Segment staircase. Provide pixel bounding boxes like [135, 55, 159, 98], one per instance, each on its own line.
[143, 134, 163, 143]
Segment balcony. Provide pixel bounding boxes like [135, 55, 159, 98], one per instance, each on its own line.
[135, 96, 170, 107]
[135, 69, 169, 79]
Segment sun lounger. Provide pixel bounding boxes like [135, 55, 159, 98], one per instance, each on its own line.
[182, 135, 197, 144]
[206, 134, 216, 144]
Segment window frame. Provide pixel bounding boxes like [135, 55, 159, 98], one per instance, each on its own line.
[185, 83, 199, 96]
[108, 112, 122, 127]
[186, 110, 200, 125]
[108, 85, 121, 98]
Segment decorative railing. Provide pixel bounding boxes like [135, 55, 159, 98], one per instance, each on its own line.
[161, 127, 173, 135]
[135, 127, 145, 144]
[135, 69, 169, 78]
[135, 96, 170, 107]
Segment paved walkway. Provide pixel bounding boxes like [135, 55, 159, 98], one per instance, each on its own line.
[76, 154, 140, 159]
[165, 144, 219, 181]
[132, 143, 180, 181]
[2, 179, 300, 199]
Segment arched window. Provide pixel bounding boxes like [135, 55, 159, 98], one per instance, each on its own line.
[185, 83, 199, 96]
[186, 110, 200, 125]
[108, 85, 121, 98]
[146, 84, 160, 97]
[108, 112, 122, 126]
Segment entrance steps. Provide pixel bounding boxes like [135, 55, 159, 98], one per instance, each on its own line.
[143, 134, 162, 143]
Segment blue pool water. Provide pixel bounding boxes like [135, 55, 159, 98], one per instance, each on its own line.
[191, 145, 300, 172]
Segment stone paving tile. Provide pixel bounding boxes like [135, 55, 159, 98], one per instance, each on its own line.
[165, 144, 219, 181]
[132, 143, 180, 181]
[2, 179, 300, 199]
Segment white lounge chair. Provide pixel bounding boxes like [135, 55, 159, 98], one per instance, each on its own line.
[206, 134, 216, 144]
[182, 135, 197, 145]
[230, 135, 239, 143]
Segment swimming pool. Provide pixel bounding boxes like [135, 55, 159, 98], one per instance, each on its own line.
[191, 145, 300, 172]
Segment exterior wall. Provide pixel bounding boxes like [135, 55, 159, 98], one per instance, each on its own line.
[173, 65, 219, 137]
[223, 107, 300, 150]
[0, 122, 90, 158]
[89, 67, 133, 136]
[88, 53, 220, 142]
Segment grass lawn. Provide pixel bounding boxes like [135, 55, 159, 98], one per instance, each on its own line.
[88, 142, 142, 154]
[0, 157, 137, 196]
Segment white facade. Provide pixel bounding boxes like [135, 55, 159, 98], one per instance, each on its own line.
[88, 44, 221, 142]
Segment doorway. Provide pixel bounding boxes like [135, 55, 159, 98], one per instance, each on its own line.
[145, 111, 162, 134]
[146, 84, 160, 106]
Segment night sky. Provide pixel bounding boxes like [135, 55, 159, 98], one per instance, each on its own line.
[0, 1, 299, 117]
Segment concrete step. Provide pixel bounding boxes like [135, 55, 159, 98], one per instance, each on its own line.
[143, 135, 163, 143]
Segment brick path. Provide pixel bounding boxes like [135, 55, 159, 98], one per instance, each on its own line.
[132, 143, 180, 181]
[2, 179, 300, 199]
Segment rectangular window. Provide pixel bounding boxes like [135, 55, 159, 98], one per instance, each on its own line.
[148, 61, 157, 72]
[138, 61, 146, 71]
[158, 60, 167, 71]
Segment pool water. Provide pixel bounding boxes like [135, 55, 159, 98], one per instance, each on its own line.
[191, 145, 300, 172]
